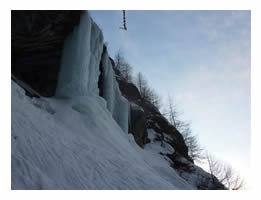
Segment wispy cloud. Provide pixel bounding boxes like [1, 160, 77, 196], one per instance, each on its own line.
[197, 11, 251, 42]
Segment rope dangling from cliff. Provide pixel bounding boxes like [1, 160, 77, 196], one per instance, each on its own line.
[120, 10, 127, 31]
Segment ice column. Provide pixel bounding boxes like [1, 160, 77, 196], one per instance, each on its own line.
[56, 11, 128, 133]
[101, 49, 129, 133]
[56, 12, 104, 98]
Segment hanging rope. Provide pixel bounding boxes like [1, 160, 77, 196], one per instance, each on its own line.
[120, 10, 127, 31]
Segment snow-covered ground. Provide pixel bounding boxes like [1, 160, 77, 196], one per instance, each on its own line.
[11, 11, 197, 190]
[11, 81, 195, 189]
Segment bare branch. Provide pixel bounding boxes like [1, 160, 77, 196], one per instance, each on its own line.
[114, 51, 133, 82]
[205, 153, 245, 190]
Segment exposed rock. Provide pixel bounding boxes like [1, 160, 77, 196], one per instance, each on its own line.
[11, 74, 40, 98]
[98, 46, 106, 97]
[12, 10, 82, 97]
[168, 152, 194, 172]
[117, 79, 141, 102]
[169, 152, 226, 190]
[112, 64, 190, 159]
[147, 114, 190, 160]
[129, 104, 149, 147]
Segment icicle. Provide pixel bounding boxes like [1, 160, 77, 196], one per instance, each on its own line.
[56, 11, 128, 133]
[100, 49, 129, 133]
[56, 12, 104, 98]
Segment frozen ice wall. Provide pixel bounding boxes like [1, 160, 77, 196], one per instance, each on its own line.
[101, 49, 129, 133]
[56, 12, 104, 98]
[55, 11, 128, 133]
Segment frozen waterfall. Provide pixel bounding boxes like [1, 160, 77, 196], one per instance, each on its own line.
[55, 12, 104, 98]
[100, 49, 129, 133]
[55, 11, 128, 133]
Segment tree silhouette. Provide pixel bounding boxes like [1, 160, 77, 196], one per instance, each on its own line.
[134, 72, 161, 109]
[114, 51, 133, 82]
[164, 95, 204, 162]
[205, 153, 245, 190]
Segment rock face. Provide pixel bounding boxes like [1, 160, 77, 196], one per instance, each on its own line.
[114, 72, 190, 159]
[12, 10, 82, 97]
[129, 103, 148, 147]
[147, 114, 190, 160]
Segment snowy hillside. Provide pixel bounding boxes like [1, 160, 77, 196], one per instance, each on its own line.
[11, 80, 194, 189]
[11, 10, 225, 190]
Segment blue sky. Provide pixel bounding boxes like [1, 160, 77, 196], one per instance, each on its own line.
[89, 10, 251, 183]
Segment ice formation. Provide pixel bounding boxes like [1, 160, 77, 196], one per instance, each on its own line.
[100, 49, 129, 133]
[55, 12, 104, 98]
[55, 11, 128, 133]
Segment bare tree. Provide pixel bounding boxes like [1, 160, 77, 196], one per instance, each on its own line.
[183, 128, 205, 162]
[115, 50, 124, 69]
[205, 153, 245, 190]
[164, 95, 204, 162]
[166, 94, 180, 128]
[205, 152, 224, 184]
[121, 62, 133, 82]
[135, 72, 148, 99]
[148, 88, 162, 109]
[222, 163, 245, 190]
[114, 51, 133, 82]
[134, 72, 162, 109]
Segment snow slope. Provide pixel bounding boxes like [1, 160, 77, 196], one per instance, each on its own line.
[11, 81, 195, 189]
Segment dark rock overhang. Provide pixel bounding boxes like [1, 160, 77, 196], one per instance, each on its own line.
[11, 10, 83, 96]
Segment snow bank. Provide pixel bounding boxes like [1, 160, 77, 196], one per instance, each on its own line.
[147, 129, 175, 155]
[11, 81, 194, 189]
